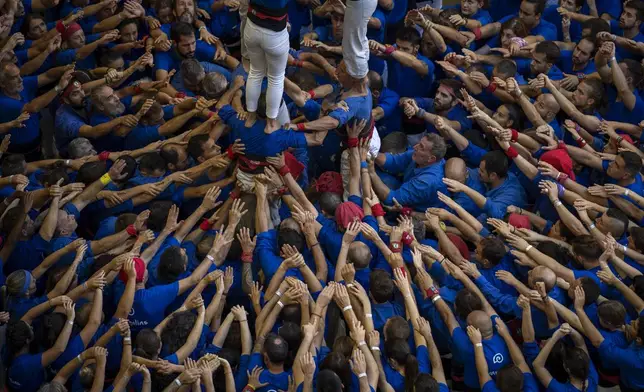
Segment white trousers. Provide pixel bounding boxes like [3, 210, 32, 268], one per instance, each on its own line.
[244, 18, 290, 119]
[342, 0, 378, 79]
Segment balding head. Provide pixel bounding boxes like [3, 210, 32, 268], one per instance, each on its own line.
[445, 157, 468, 183]
[467, 310, 493, 338]
[535, 93, 560, 122]
[530, 266, 557, 291]
[348, 242, 372, 269]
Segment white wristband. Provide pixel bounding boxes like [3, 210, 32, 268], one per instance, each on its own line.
[206, 254, 215, 263]
[276, 290, 282, 297]
[346, 283, 354, 288]
[277, 301, 284, 308]
[371, 346, 380, 351]
[342, 305, 353, 312]
[475, 343, 483, 347]
[357, 372, 367, 379]
[174, 378, 182, 386]
[623, 245, 628, 253]
[525, 245, 533, 252]
[358, 341, 366, 347]
[365, 313, 373, 318]
[124, 337, 131, 343]
[589, 223, 596, 230]
[65, 159, 70, 166]
[77, 355, 83, 364]
[431, 295, 442, 303]
[68, 320, 74, 326]
[625, 189, 630, 197]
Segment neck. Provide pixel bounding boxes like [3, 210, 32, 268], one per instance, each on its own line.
[266, 362, 284, 373]
[489, 176, 506, 189]
[617, 177, 636, 187]
[572, 61, 587, 71]
[624, 26, 639, 39]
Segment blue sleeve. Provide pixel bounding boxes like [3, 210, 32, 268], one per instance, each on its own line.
[154, 51, 173, 73]
[416, 345, 431, 373]
[328, 102, 359, 127]
[482, 380, 500, 392]
[461, 142, 488, 167]
[301, 99, 322, 121]
[255, 232, 283, 279]
[56, 49, 77, 65]
[201, 61, 232, 82]
[451, 326, 474, 356]
[55, 111, 85, 139]
[474, 275, 521, 317]
[277, 130, 308, 150]
[378, 89, 400, 117]
[381, 151, 413, 174]
[598, 339, 641, 368]
[386, 174, 441, 207]
[147, 281, 180, 312]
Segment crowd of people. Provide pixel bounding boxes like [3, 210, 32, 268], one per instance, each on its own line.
[1, 0, 644, 390]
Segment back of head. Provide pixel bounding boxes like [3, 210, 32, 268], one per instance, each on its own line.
[77, 161, 107, 185]
[413, 373, 440, 392]
[369, 269, 394, 303]
[454, 289, 483, 320]
[536, 241, 569, 266]
[384, 315, 410, 341]
[367, 70, 383, 92]
[6, 319, 34, 358]
[582, 18, 610, 39]
[277, 228, 306, 253]
[187, 134, 210, 161]
[619, 151, 643, 177]
[170, 22, 193, 42]
[480, 236, 507, 265]
[201, 72, 229, 99]
[40, 312, 67, 349]
[348, 242, 372, 269]
[496, 364, 524, 392]
[380, 132, 408, 154]
[597, 300, 626, 329]
[606, 208, 629, 238]
[264, 333, 288, 364]
[577, 277, 601, 305]
[158, 246, 186, 284]
[571, 235, 602, 261]
[332, 336, 355, 358]
[563, 346, 590, 382]
[316, 369, 344, 392]
[319, 192, 343, 216]
[147, 201, 175, 232]
[161, 311, 197, 354]
[385, 338, 418, 392]
[482, 151, 509, 179]
[180, 58, 204, 85]
[1, 154, 26, 176]
[139, 152, 167, 174]
[37, 382, 68, 392]
[425, 133, 447, 161]
[495, 59, 518, 79]
[535, 40, 561, 63]
[278, 321, 302, 356]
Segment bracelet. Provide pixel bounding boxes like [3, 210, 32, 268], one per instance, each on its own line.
[347, 137, 359, 148]
[475, 343, 483, 347]
[277, 301, 284, 308]
[98, 151, 110, 161]
[439, 256, 446, 264]
[510, 129, 519, 142]
[312, 312, 322, 318]
[383, 45, 396, 55]
[371, 346, 380, 351]
[175, 378, 182, 386]
[309, 242, 319, 249]
[389, 241, 402, 253]
[366, 313, 373, 318]
[505, 146, 519, 159]
[199, 25, 207, 32]
[68, 320, 74, 326]
[126, 224, 138, 237]
[485, 83, 497, 93]
[276, 290, 282, 297]
[357, 372, 367, 379]
[65, 159, 70, 166]
[525, 245, 533, 252]
[589, 223, 596, 230]
[296, 122, 306, 131]
[358, 341, 366, 347]
[625, 189, 630, 197]
[431, 295, 442, 303]
[278, 165, 291, 176]
[401, 232, 414, 246]
[241, 252, 253, 263]
[346, 283, 354, 288]
[77, 354, 83, 364]
[360, 161, 368, 169]
[553, 200, 563, 207]
[416, 108, 426, 118]
[371, 203, 385, 217]
[99, 173, 112, 185]
[124, 337, 131, 343]
[343, 305, 353, 312]
[206, 254, 215, 263]
[200, 219, 212, 231]
[473, 27, 482, 40]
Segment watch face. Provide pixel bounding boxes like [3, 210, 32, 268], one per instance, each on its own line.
[392, 243, 400, 249]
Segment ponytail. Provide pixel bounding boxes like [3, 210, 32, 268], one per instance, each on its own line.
[404, 353, 419, 392]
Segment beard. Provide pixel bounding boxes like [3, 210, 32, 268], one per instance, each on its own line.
[107, 101, 126, 117]
[178, 10, 195, 24]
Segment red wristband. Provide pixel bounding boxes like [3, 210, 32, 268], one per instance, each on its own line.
[308, 89, 316, 99]
[396, 267, 406, 277]
[485, 83, 497, 93]
[241, 252, 253, 263]
[390, 241, 402, 253]
[242, 386, 255, 392]
[505, 146, 519, 159]
[297, 123, 306, 131]
[226, 145, 236, 160]
[294, 59, 304, 67]
[230, 189, 240, 200]
[200, 219, 212, 231]
[278, 165, 291, 176]
[575, 138, 587, 148]
[473, 27, 482, 40]
[175, 92, 186, 98]
[371, 203, 385, 217]
[401, 232, 414, 246]
[556, 172, 569, 184]
[510, 129, 519, 143]
[425, 286, 439, 299]
[384, 45, 396, 55]
[98, 151, 110, 161]
[277, 187, 289, 196]
[134, 85, 143, 95]
[347, 137, 359, 148]
[400, 207, 413, 217]
[126, 224, 138, 237]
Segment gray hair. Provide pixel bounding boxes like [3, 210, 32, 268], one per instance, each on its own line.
[37, 382, 68, 392]
[180, 58, 205, 86]
[68, 137, 95, 159]
[425, 133, 447, 160]
[200, 72, 229, 100]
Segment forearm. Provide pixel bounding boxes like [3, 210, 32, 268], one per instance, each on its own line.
[91, 230, 130, 255]
[158, 110, 197, 136]
[92, 13, 124, 33]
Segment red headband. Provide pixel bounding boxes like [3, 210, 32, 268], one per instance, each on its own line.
[61, 80, 81, 99]
[62, 22, 82, 41]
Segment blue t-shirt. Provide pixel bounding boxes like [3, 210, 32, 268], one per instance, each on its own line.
[7, 353, 46, 392]
[559, 50, 596, 76]
[0, 75, 40, 146]
[546, 360, 598, 392]
[599, 339, 644, 390]
[387, 54, 435, 98]
[483, 373, 540, 392]
[247, 353, 292, 392]
[119, 281, 180, 333]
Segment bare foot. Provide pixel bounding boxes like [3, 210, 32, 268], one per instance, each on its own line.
[264, 117, 280, 134]
[244, 111, 257, 128]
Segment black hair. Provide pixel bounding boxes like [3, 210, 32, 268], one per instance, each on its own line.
[6, 320, 34, 360]
[494, 59, 518, 78]
[187, 134, 210, 160]
[396, 26, 421, 46]
[160, 144, 179, 165]
[146, 201, 175, 232]
[40, 312, 68, 349]
[385, 338, 419, 392]
[138, 152, 167, 173]
[319, 192, 343, 216]
[536, 241, 569, 266]
[482, 151, 509, 178]
[626, 0, 644, 22]
[263, 333, 288, 364]
[633, 275, 644, 300]
[523, 0, 545, 15]
[619, 151, 643, 177]
[497, 364, 525, 392]
[369, 269, 394, 303]
[582, 18, 610, 39]
[577, 277, 601, 305]
[535, 40, 561, 63]
[563, 347, 590, 386]
[316, 369, 345, 392]
[571, 235, 603, 261]
[503, 103, 524, 130]
[77, 161, 106, 185]
[115, 213, 137, 232]
[1, 206, 24, 233]
[118, 18, 139, 31]
[581, 78, 606, 110]
[479, 236, 507, 265]
[40, 164, 69, 187]
[1, 154, 26, 176]
[438, 79, 465, 100]
[277, 228, 306, 253]
[384, 315, 410, 341]
[157, 246, 187, 283]
[170, 22, 194, 42]
[380, 132, 408, 154]
[414, 373, 441, 392]
[597, 300, 626, 329]
[454, 289, 483, 320]
[278, 321, 301, 368]
[161, 311, 197, 354]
